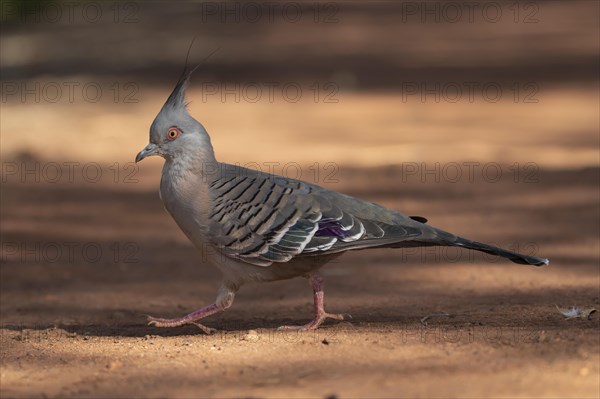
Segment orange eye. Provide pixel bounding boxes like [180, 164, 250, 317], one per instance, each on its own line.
[166, 127, 181, 140]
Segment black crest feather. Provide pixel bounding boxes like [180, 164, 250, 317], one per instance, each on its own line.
[164, 38, 220, 110]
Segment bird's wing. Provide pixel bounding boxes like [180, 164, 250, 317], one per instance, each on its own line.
[207, 168, 436, 267]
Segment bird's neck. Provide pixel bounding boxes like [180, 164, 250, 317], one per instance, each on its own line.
[159, 146, 216, 233]
[162, 145, 217, 187]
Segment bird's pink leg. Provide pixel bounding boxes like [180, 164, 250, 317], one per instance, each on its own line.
[278, 273, 347, 331]
[147, 304, 221, 333]
[147, 285, 236, 334]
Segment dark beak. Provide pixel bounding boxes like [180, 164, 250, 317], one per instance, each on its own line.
[135, 143, 160, 163]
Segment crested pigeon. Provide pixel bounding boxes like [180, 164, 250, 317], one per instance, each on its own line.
[135, 67, 549, 332]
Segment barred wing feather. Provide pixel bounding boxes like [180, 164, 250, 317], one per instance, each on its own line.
[207, 168, 428, 267]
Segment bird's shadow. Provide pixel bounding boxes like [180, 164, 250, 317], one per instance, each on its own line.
[0, 317, 375, 339]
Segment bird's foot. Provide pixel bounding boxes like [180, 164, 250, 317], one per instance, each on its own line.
[147, 315, 217, 334]
[277, 312, 349, 331]
[146, 303, 222, 333]
[191, 322, 218, 335]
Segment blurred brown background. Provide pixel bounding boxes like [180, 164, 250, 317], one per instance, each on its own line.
[1, 1, 599, 398]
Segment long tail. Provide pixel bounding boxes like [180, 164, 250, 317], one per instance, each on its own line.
[316, 215, 550, 266]
[449, 236, 549, 266]
[395, 220, 550, 266]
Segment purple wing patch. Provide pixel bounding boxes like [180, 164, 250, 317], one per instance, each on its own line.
[315, 220, 353, 239]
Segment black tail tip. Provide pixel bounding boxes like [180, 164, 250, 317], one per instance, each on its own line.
[514, 256, 550, 267]
[537, 257, 550, 266]
[450, 238, 549, 267]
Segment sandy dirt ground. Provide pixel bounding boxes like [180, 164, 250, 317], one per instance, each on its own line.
[1, 1, 599, 397]
[1, 163, 598, 398]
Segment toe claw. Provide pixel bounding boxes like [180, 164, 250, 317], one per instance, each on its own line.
[191, 322, 217, 335]
[277, 310, 349, 331]
[147, 315, 166, 327]
[325, 312, 346, 321]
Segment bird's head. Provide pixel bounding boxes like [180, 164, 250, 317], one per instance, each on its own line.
[135, 67, 213, 164]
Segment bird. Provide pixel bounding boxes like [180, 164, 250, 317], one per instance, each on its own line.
[135, 66, 549, 333]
